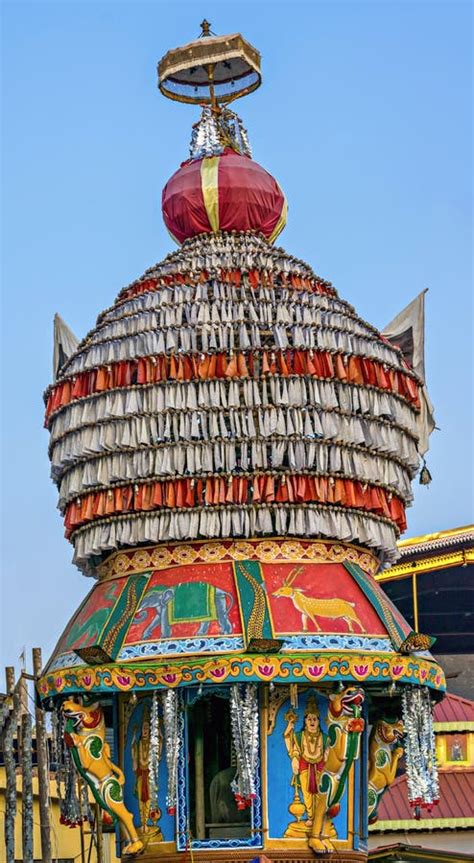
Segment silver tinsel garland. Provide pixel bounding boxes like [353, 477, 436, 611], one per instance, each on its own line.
[230, 684, 259, 808]
[148, 691, 162, 815]
[51, 704, 65, 806]
[161, 689, 179, 814]
[51, 703, 90, 827]
[190, 107, 252, 160]
[401, 686, 439, 811]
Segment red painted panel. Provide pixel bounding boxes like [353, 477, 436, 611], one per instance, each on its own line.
[266, 563, 387, 636]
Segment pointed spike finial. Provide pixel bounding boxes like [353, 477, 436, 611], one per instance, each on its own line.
[200, 19, 211, 37]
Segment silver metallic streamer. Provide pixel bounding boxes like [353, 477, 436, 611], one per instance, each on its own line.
[190, 107, 223, 159]
[148, 691, 161, 814]
[51, 705, 65, 808]
[401, 686, 439, 810]
[230, 684, 259, 807]
[60, 748, 83, 827]
[161, 689, 179, 814]
[189, 107, 252, 159]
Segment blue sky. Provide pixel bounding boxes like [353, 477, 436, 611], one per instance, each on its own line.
[1, 0, 472, 672]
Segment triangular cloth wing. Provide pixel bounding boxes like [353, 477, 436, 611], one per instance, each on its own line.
[53, 313, 79, 380]
[382, 291, 435, 457]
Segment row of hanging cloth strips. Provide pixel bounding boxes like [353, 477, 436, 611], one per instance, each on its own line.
[45, 349, 420, 421]
[64, 474, 407, 536]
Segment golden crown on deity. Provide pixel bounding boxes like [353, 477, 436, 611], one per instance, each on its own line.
[304, 696, 320, 717]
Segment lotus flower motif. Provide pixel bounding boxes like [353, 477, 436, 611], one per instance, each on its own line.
[391, 665, 405, 678]
[353, 664, 369, 677]
[257, 663, 274, 677]
[306, 664, 325, 678]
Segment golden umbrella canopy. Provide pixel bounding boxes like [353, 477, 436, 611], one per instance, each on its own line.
[158, 20, 261, 107]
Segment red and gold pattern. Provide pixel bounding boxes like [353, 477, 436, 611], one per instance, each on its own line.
[162, 149, 287, 244]
[45, 347, 420, 424]
[97, 538, 379, 580]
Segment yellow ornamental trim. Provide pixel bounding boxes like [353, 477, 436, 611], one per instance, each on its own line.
[370, 817, 474, 831]
[37, 651, 446, 699]
[376, 548, 474, 582]
[434, 721, 474, 732]
[269, 194, 288, 244]
[97, 537, 379, 580]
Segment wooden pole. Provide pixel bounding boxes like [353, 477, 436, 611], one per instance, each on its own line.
[32, 648, 52, 863]
[3, 667, 20, 863]
[95, 802, 104, 863]
[21, 711, 34, 863]
[77, 776, 87, 863]
[194, 703, 206, 839]
[412, 573, 419, 631]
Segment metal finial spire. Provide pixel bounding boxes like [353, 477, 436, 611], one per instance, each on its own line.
[200, 19, 211, 37]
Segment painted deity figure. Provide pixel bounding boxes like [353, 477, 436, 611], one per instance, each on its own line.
[284, 696, 326, 829]
[131, 707, 163, 837]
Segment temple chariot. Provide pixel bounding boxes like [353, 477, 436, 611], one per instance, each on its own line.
[39, 22, 443, 863]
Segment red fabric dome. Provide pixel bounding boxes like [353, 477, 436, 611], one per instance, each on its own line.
[162, 148, 287, 244]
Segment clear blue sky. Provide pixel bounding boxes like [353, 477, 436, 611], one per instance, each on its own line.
[1, 0, 472, 673]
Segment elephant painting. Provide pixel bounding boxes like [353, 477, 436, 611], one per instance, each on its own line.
[134, 581, 234, 639]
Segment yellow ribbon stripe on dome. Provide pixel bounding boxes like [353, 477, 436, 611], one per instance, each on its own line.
[200, 156, 220, 232]
[269, 193, 288, 244]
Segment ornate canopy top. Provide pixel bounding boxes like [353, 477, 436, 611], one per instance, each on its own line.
[158, 21, 261, 106]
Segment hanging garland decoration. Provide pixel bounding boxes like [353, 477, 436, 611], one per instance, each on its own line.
[401, 685, 439, 814]
[230, 684, 259, 809]
[51, 704, 66, 812]
[51, 702, 89, 827]
[79, 777, 94, 826]
[148, 691, 162, 820]
[61, 748, 84, 827]
[161, 689, 179, 815]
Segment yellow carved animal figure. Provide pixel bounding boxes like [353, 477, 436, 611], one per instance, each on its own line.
[308, 687, 365, 853]
[62, 698, 144, 856]
[368, 718, 404, 823]
[273, 567, 364, 632]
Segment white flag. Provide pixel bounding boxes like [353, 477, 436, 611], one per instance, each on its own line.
[53, 313, 79, 380]
[382, 290, 435, 457]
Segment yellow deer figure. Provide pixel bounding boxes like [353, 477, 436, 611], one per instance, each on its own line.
[62, 698, 144, 856]
[273, 567, 364, 633]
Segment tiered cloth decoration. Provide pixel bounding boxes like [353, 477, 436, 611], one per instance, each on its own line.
[44, 228, 422, 575]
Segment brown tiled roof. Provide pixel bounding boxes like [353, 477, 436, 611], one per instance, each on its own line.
[434, 692, 474, 724]
[374, 768, 474, 827]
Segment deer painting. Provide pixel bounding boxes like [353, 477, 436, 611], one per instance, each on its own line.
[272, 567, 365, 633]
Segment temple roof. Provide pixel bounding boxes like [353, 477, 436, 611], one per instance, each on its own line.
[434, 692, 474, 730]
[376, 526, 474, 654]
[370, 769, 474, 831]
